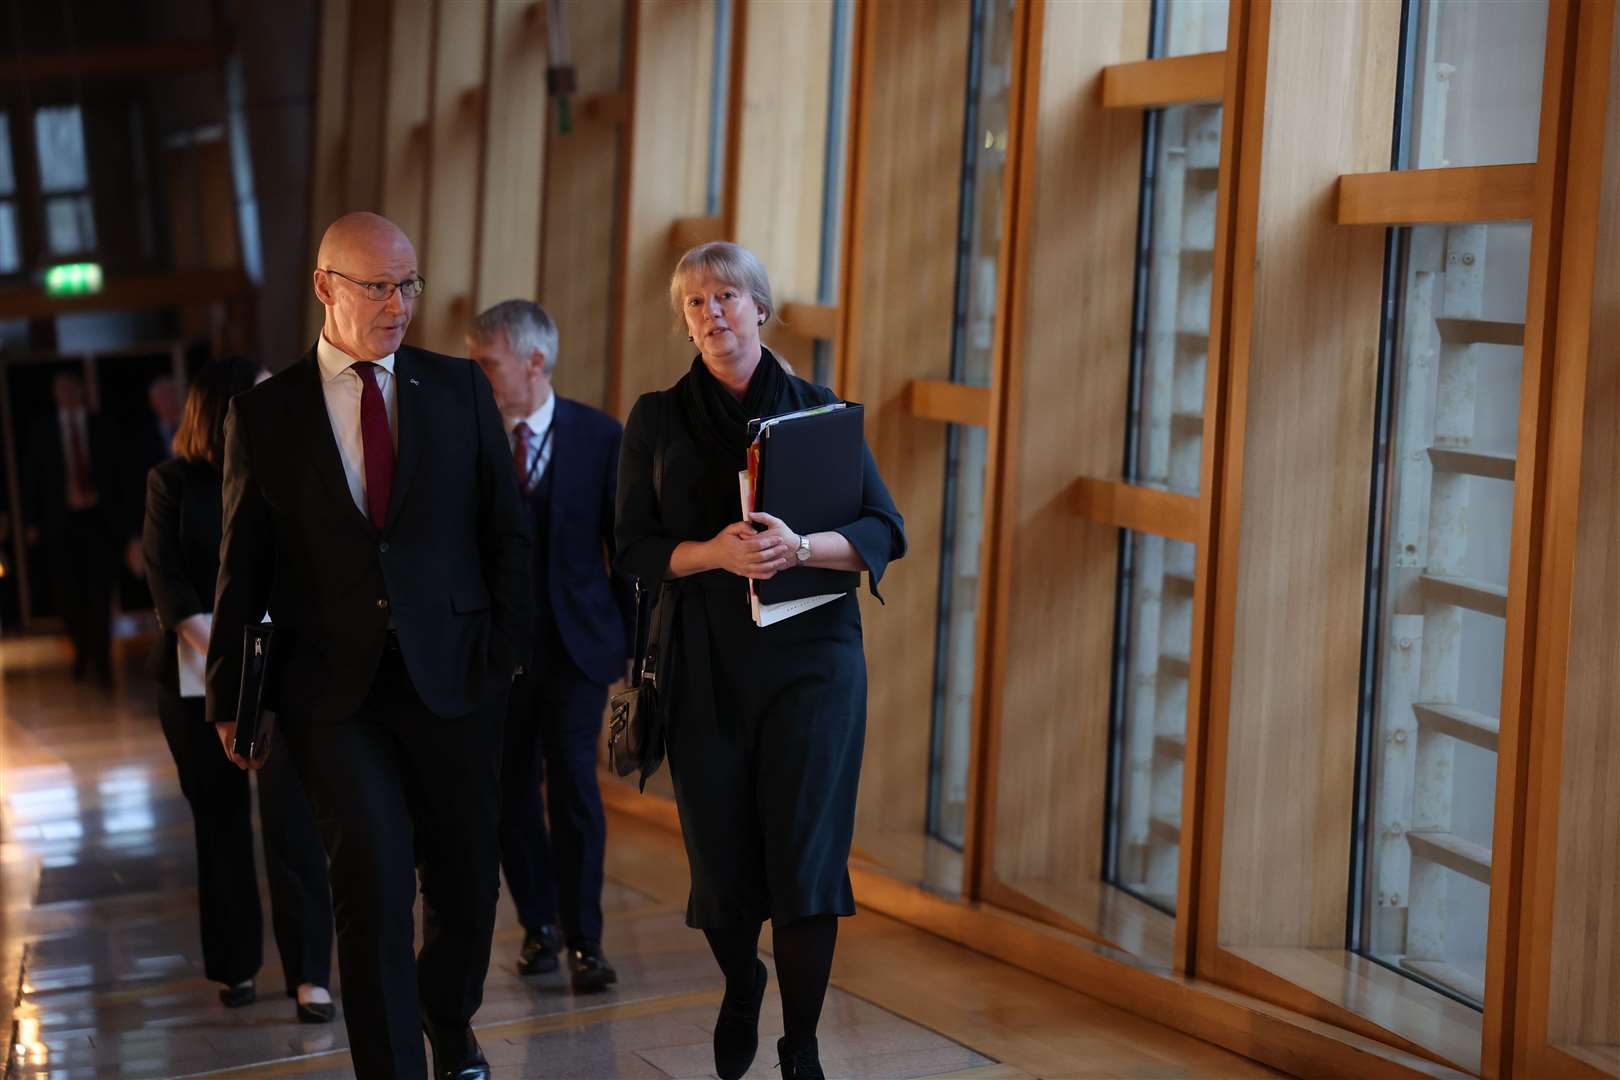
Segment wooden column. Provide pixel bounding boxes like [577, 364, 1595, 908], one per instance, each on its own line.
[380, 0, 436, 271]
[474, 0, 549, 317]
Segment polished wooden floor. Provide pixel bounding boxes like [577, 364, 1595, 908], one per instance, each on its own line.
[0, 635, 1283, 1078]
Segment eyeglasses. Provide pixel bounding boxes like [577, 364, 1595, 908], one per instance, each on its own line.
[322, 267, 426, 302]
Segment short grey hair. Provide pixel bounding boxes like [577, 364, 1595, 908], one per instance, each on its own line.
[669, 242, 774, 331]
[470, 299, 559, 376]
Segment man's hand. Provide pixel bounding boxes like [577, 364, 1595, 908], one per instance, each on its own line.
[124, 537, 145, 578]
[215, 721, 255, 770]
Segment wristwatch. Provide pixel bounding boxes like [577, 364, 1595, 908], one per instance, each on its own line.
[795, 533, 812, 563]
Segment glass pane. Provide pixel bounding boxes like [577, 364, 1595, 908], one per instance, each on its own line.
[0, 113, 14, 195]
[1158, 0, 1228, 57]
[1403, 0, 1548, 169]
[927, 0, 1015, 855]
[704, 0, 733, 217]
[816, 0, 855, 307]
[34, 106, 90, 193]
[1106, 530, 1195, 912]
[1358, 221, 1530, 1008]
[0, 202, 18, 273]
[45, 196, 96, 255]
[1127, 103, 1219, 497]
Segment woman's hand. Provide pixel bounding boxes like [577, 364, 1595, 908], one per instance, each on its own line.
[708, 520, 794, 580]
[745, 512, 801, 568]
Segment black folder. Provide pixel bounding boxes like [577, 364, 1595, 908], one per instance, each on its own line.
[753, 403, 865, 605]
[232, 623, 282, 762]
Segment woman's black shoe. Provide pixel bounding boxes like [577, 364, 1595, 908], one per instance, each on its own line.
[777, 1036, 825, 1080]
[713, 959, 767, 1080]
[218, 981, 255, 1008]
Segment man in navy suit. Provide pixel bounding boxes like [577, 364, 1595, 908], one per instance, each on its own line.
[469, 300, 634, 992]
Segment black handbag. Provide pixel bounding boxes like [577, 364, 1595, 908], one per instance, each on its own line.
[607, 393, 670, 788]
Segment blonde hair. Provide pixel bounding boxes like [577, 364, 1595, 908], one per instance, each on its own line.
[669, 242, 775, 332]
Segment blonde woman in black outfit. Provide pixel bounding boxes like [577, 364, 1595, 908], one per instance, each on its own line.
[615, 243, 906, 1080]
[142, 356, 335, 1022]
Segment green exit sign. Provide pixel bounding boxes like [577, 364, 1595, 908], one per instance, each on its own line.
[44, 262, 104, 297]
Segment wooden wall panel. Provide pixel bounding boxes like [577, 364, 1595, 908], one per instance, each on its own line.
[343, 0, 391, 214]
[839, 0, 971, 876]
[1210, 0, 1400, 949]
[542, 0, 628, 411]
[1543, 0, 1620, 1055]
[419, 0, 491, 354]
[984, 0, 1147, 898]
[305, 0, 351, 339]
[611, 0, 718, 417]
[474, 0, 549, 317]
[381, 0, 436, 337]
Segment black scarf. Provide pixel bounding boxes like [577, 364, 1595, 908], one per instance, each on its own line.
[676, 347, 790, 471]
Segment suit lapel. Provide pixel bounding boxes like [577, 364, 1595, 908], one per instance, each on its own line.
[384, 347, 423, 533]
[547, 397, 575, 548]
[301, 348, 375, 535]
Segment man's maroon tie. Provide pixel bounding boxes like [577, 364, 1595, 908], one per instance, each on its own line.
[352, 362, 395, 529]
[513, 421, 534, 496]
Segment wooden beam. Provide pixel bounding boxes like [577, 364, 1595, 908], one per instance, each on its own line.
[6, 40, 224, 83]
[778, 302, 838, 342]
[1336, 164, 1537, 226]
[1101, 52, 1225, 109]
[907, 379, 990, 426]
[669, 214, 727, 252]
[1070, 477, 1200, 543]
[0, 270, 247, 321]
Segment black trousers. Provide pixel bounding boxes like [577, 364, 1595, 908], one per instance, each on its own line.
[49, 510, 112, 677]
[284, 647, 505, 1080]
[157, 691, 333, 990]
[498, 653, 609, 944]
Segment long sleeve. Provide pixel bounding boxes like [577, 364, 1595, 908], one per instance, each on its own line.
[614, 392, 681, 585]
[833, 443, 907, 602]
[603, 424, 637, 662]
[472, 361, 533, 673]
[142, 466, 205, 630]
[205, 401, 274, 726]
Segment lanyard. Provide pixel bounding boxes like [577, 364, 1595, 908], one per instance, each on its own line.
[522, 414, 556, 491]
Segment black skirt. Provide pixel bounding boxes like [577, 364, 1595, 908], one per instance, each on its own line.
[664, 575, 866, 928]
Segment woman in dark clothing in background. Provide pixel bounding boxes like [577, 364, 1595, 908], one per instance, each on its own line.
[615, 242, 906, 1080]
[142, 356, 336, 1022]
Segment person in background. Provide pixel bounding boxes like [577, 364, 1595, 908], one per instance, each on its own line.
[142, 356, 335, 1021]
[23, 370, 118, 687]
[123, 375, 186, 597]
[469, 300, 634, 993]
[207, 211, 530, 1080]
[615, 242, 906, 1080]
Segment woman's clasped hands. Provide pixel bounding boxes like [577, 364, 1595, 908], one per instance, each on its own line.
[708, 511, 800, 580]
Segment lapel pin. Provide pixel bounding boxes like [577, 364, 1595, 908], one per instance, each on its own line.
[409, 378, 420, 386]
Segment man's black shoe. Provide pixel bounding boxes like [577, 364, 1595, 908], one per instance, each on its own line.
[713, 959, 767, 1080]
[518, 925, 563, 976]
[218, 980, 255, 1008]
[777, 1035, 826, 1080]
[567, 939, 618, 993]
[422, 1020, 490, 1080]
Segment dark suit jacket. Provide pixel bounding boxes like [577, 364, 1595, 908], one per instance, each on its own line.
[537, 397, 635, 686]
[205, 344, 533, 728]
[142, 458, 222, 694]
[23, 409, 119, 537]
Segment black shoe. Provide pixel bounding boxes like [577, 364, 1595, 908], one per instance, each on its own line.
[567, 939, 618, 993]
[422, 1020, 490, 1080]
[777, 1036, 825, 1080]
[295, 1000, 336, 1023]
[713, 959, 767, 1080]
[218, 980, 255, 1008]
[518, 925, 563, 976]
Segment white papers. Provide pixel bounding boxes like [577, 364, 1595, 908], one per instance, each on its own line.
[177, 630, 210, 699]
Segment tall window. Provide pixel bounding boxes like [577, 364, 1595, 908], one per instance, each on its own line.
[35, 105, 97, 257]
[1101, 0, 1227, 915]
[811, 0, 855, 389]
[0, 114, 18, 274]
[1355, 0, 1547, 1008]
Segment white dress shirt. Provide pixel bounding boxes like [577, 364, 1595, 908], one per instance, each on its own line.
[316, 334, 398, 520]
[506, 391, 555, 491]
[57, 407, 98, 510]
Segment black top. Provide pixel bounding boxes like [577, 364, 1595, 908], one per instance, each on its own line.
[205, 344, 533, 728]
[142, 457, 223, 694]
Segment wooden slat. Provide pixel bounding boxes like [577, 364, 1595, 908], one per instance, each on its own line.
[1407, 831, 1492, 885]
[1149, 815, 1181, 845]
[1336, 164, 1537, 226]
[779, 301, 839, 342]
[1398, 961, 1487, 1008]
[579, 91, 631, 127]
[1160, 653, 1191, 679]
[908, 380, 991, 426]
[1433, 317, 1527, 347]
[7, 40, 223, 82]
[0, 270, 247, 320]
[1100, 52, 1225, 110]
[1070, 477, 1200, 543]
[1154, 733, 1186, 760]
[475, 0, 549, 311]
[1413, 703, 1501, 753]
[670, 214, 727, 251]
[1426, 446, 1516, 482]
[306, 0, 351, 339]
[1419, 573, 1510, 618]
